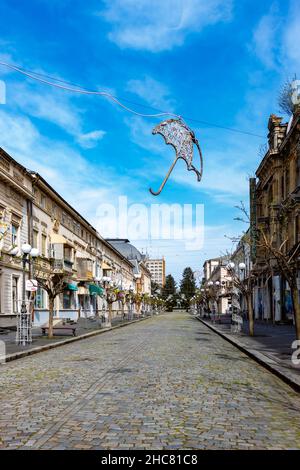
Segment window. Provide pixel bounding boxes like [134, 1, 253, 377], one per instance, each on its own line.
[35, 287, 45, 309]
[33, 230, 39, 249]
[11, 223, 18, 246]
[12, 276, 19, 313]
[63, 291, 75, 309]
[40, 194, 46, 209]
[285, 169, 290, 197]
[64, 245, 72, 261]
[41, 234, 47, 256]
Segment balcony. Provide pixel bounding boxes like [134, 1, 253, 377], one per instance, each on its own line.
[53, 258, 74, 273]
[76, 258, 94, 281]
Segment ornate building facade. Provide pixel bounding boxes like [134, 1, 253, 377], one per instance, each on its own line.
[250, 111, 300, 322]
[0, 148, 150, 327]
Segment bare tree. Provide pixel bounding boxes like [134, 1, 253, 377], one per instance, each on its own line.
[226, 203, 257, 335]
[225, 249, 256, 336]
[34, 258, 69, 338]
[278, 79, 294, 116]
[259, 231, 300, 340]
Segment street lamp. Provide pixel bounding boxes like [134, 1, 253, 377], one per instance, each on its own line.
[11, 243, 39, 346]
[227, 262, 235, 270]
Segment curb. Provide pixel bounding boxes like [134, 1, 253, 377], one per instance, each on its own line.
[3, 315, 154, 364]
[195, 316, 300, 393]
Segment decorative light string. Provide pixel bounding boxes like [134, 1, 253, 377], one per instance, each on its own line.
[0, 61, 264, 138]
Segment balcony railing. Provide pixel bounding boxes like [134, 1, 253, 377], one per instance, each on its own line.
[53, 259, 73, 273]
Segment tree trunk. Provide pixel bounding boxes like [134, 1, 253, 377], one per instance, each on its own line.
[291, 286, 300, 341]
[108, 303, 112, 326]
[48, 297, 54, 339]
[247, 292, 254, 337]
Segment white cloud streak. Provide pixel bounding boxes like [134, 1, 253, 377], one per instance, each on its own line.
[99, 0, 233, 52]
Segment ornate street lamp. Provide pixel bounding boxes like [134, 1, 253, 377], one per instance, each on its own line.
[10, 243, 39, 346]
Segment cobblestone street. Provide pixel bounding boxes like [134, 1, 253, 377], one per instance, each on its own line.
[1, 311, 300, 450]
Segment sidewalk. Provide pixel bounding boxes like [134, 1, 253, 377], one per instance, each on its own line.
[0, 313, 155, 362]
[196, 314, 300, 391]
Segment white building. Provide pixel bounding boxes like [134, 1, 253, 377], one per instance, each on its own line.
[145, 258, 165, 287]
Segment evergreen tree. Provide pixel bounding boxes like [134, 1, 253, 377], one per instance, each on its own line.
[161, 274, 176, 299]
[151, 281, 161, 296]
[180, 267, 196, 308]
[161, 274, 177, 311]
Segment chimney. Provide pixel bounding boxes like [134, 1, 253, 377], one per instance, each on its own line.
[267, 114, 287, 151]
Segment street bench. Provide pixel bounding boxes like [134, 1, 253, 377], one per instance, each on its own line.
[41, 319, 77, 337]
[41, 325, 77, 336]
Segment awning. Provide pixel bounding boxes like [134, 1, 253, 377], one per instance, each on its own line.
[65, 283, 78, 291]
[102, 261, 111, 270]
[50, 233, 74, 247]
[89, 284, 104, 296]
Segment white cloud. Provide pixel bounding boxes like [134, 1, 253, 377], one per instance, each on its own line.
[0, 109, 125, 225]
[77, 130, 106, 148]
[126, 76, 175, 111]
[99, 0, 233, 52]
[251, 1, 300, 73]
[124, 115, 165, 154]
[283, 0, 300, 72]
[251, 4, 281, 70]
[2, 69, 106, 149]
[12, 85, 81, 135]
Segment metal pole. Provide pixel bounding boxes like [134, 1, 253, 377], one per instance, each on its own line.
[19, 255, 27, 346]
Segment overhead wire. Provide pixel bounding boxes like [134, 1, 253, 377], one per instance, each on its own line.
[0, 61, 264, 138]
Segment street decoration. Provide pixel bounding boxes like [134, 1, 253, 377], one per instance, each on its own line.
[0, 62, 204, 197]
[150, 118, 203, 196]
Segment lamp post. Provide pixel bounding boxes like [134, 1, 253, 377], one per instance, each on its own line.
[10, 243, 39, 346]
[206, 280, 222, 321]
[226, 261, 247, 332]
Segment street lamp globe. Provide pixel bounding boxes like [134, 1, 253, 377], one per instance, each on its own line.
[215, 281, 220, 286]
[30, 248, 39, 258]
[239, 262, 246, 270]
[227, 262, 235, 270]
[207, 281, 213, 286]
[21, 243, 32, 254]
[9, 246, 19, 256]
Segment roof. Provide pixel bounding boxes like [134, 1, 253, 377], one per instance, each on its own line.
[106, 239, 146, 262]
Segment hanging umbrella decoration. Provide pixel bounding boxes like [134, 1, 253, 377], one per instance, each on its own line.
[149, 118, 203, 196]
[0, 62, 204, 196]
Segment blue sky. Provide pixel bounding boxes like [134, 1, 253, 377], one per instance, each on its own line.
[0, 0, 299, 282]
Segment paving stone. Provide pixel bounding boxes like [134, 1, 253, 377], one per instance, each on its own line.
[1, 312, 300, 449]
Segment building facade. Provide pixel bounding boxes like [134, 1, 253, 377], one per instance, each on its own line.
[0, 148, 141, 327]
[250, 111, 300, 323]
[202, 256, 232, 315]
[145, 258, 165, 287]
[0, 149, 35, 327]
[106, 239, 152, 295]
